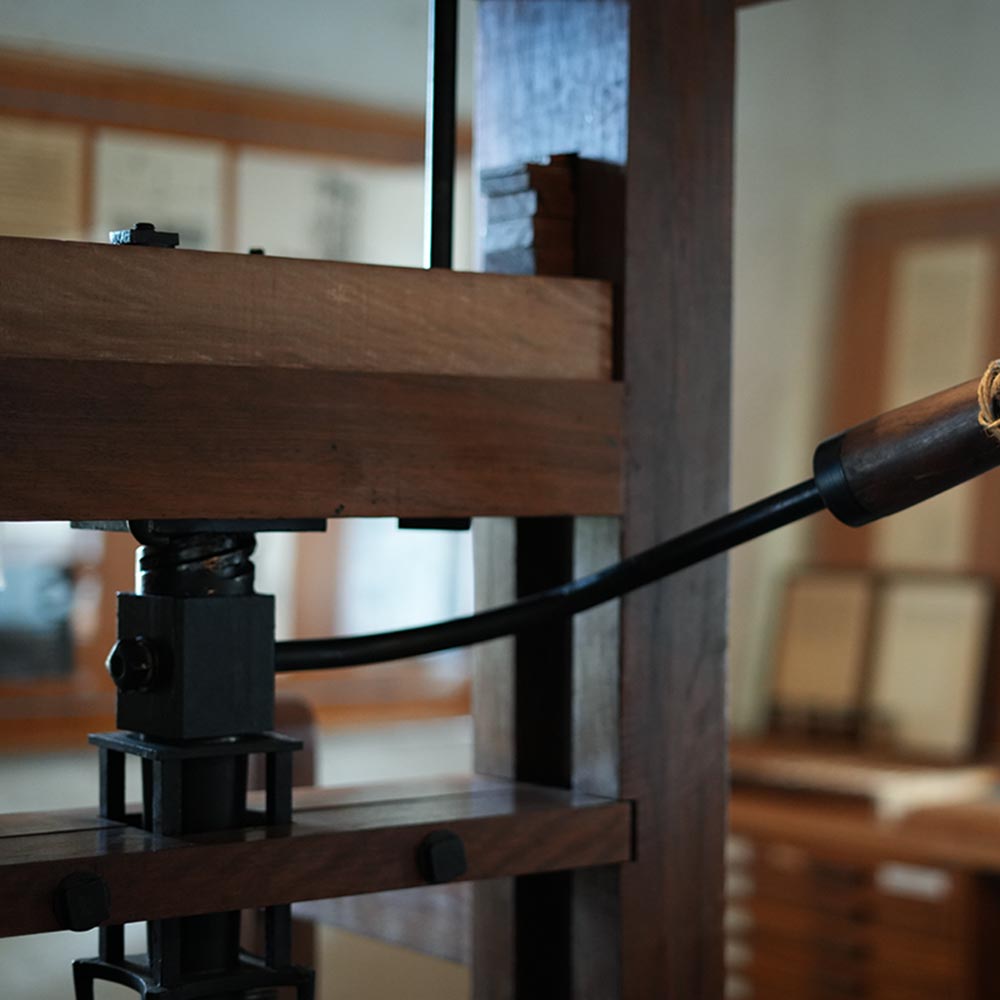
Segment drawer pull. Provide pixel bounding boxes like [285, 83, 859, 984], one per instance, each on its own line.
[875, 862, 952, 901]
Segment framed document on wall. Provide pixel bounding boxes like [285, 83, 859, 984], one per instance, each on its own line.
[865, 575, 993, 761]
[770, 569, 874, 730]
[817, 188, 1000, 755]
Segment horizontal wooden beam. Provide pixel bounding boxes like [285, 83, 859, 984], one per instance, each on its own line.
[0, 236, 619, 520]
[0, 359, 622, 520]
[0, 780, 632, 938]
[0, 237, 612, 380]
[0, 47, 471, 164]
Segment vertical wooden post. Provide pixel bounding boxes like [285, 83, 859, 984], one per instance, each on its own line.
[621, 2, 734, 997]
[472, 1, 734, 997]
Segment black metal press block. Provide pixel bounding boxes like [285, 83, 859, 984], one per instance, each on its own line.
[113, 592, 275, 740]
[74, 731, 312, 999]
[66, 519, 320, 1000]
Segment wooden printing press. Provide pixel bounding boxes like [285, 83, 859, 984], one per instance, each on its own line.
[3, 2, 1000, 997]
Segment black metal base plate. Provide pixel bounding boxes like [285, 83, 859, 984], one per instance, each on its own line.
[89, 731, 302, 760]
[72, 953, 315, 999]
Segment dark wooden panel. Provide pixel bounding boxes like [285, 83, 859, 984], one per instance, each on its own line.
[0, 236, 612, 380]
[620, 1, 734, 998]
[472, 155, 623, 998]
[474, 4, 629, 173]
[0, 359, 622, 520]
[0, 782, 630, 939]
[473, 4, 629, 998]
[296, 882, 470, 964]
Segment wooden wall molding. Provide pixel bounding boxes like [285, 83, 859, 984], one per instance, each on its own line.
[0, 47, 471, 163]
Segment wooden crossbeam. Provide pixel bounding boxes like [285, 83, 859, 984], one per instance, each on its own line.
[0, 360, 621, 519]
[0, 780, 631, 939]
[0, 237, 621, 520]
[0, 237, 611, 379]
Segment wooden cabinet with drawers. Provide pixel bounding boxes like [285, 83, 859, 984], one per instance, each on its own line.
[727, 821, 985, 999]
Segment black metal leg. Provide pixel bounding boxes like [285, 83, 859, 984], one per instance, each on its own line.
[148, 917, 182, 988]
[151, 759, 183, 838]
[265, 903, 292, 968]
[100, 747, 126, 821]
[72, 962, 96, 1000]
[266, 750, 293, 826]
[99, 924, 125, 963]
[298, 972, 316, 1000]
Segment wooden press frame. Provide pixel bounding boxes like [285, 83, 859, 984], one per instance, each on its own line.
[0, 1, 742, 996]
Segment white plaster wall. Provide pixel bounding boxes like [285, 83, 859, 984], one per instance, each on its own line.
[731, 0, 1000, 731]
[0, 0, 477, 115]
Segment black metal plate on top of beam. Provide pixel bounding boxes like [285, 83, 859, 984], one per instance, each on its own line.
[88, 732, 302, 760]
[72, 520, 327, 534]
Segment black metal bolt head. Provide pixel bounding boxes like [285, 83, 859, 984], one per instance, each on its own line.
[106, 637, 158, 692]
[53, 872, 110, 931]
[108, 222, 180, 248]
[416, 829, 467, 884]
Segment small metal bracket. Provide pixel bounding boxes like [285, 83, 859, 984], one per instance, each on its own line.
[108, 222, 180, 248]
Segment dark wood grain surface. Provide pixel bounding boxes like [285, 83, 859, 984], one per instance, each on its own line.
[0, 781, 630, 939]
[0, 236, 611, 380]
[296, 882, 470, 964]
[473, 4, 629, 996]
[621, 1, 734, 998]
[0, 358, 622, 520]
[834, 377, 1000, 523]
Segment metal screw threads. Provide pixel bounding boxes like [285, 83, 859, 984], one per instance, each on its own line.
[106, 637, 159, 692]
[133, 532, 256, 598]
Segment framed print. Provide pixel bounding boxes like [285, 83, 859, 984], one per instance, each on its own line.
[866, 575, 993, 760]
[771, 569, 874, 721]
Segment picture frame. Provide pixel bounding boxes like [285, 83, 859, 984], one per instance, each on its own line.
[770, 568, 875, 734]
[865, 574, 993, 761]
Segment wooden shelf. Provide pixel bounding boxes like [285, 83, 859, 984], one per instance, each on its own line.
[731, 788, 1000, 873]
[731, 740, 998, 819]
[0, 777, 631, 939]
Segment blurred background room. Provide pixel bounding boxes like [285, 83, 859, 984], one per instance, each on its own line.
[728, 2, 1000, 998]
[4, 0, 1000, 997]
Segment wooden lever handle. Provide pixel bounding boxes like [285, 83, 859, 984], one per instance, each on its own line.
[814, 376, 1000, 526]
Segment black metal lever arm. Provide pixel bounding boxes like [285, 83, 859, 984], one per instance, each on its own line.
[274, 372, 1000, 672]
